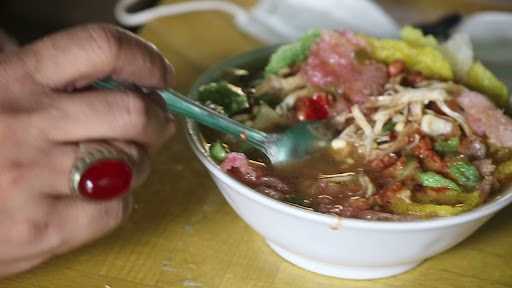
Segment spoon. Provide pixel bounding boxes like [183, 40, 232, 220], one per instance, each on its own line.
[95, 80, 333, 165]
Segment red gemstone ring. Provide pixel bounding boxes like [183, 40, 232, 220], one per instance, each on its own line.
[70, 142, 135, 200]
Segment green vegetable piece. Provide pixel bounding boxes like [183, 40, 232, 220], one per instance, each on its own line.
[448, 161, 481, 189]
[415, 189, 479, 205]
[465, 61, 509, 108]
[382, 121, 396, 133]
[237, 141, 254, 154]
[398, 158, 420, 181]
[251, 102, 285, 130]
[400, 26, 439, 48]
[398, 26, 509, 106]
[417, 172, 462, 192]
[264, 29, 321, 76]
[365, 26, 453, 80]
[287, 195, 312, 208]
[434, 137, 460, 154]
[366, 37, 453, 80]
[496, 159, 512, 182]
[490, 145, 512, 163]
[209, 141, 228, 163]
[198, 81, 249, 115]
[390, 191, 480, 217]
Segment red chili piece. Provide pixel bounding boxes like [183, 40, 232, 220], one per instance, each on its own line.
[296, 92, 332, 121]
[78, 159, 133, 200]
[387, 60, 406, 77]
[411, 136, 447, 173]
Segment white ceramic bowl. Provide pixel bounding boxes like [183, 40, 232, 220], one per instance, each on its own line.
[185, 47, 512, 280]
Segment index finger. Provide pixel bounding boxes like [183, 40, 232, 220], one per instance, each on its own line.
[19, 24, 174, 90]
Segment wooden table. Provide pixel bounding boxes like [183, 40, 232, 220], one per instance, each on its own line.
[2, 0, 512, 287]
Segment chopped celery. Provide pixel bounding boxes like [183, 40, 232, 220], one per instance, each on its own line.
[264, 29, 321, 76]
[209, 141, 229, 163]
[434, 137, 460, 154]
[496, 159, 512, 182]
[448, 161, 481, 189]
[464, 61, 509, 108]
[198, 81, 249, 115]
[417, 172, 462, 192]
[400, 26, 439, 48]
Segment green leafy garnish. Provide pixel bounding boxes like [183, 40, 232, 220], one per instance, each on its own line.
[382, 121, 396, 133]
[198, 81, 249, 115]
[264, 29, 321, 76]
[417, 172, 462, 192]
[448, 161, 481, 189]
[434, 137, 460, 154]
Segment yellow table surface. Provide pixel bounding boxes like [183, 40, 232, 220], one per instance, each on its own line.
[2, 0, 512, 287]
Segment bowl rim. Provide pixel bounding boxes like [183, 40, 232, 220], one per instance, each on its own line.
[185, 46, 512, 231]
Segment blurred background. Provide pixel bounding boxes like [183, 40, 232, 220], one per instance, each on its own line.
[0, 0, 154, 43]
[1, 0, 511, 44]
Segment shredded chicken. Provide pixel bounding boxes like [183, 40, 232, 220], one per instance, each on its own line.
[435, 100, 472, 137]
[366, 87, 449, 108]
[372, 105, 405, 135]
[330, 82, 474, 161]
[352, 105, 375, 154]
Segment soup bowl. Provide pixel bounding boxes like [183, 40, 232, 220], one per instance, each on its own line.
[185, 46, 512, 280]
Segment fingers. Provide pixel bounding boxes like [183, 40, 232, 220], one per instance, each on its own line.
[0, 195, 131, 268]
[0, 257, 47, 278]
[36, 89, 175, 149]
[34, 142, 149, 196]
[49, 196, 130, 255]
[19, 23, 174, 90]
[0, 24, 175, 276]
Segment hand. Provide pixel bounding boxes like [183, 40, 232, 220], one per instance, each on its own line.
[0, 24, 175, 277]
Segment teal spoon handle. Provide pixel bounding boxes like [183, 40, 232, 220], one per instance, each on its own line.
[95, 80, 269, 151]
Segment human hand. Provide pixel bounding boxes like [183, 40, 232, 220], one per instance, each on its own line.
[0, 24, 174, 277]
